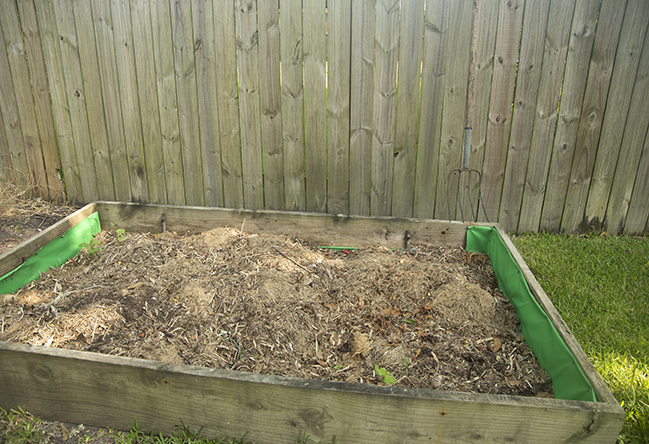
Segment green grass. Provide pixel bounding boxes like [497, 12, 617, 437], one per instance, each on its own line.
[511, 232, 649, 443]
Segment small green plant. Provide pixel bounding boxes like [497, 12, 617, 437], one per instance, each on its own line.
[79, 238, 102, 259]
[374, 364, 396, 385]
[116, 228, 127, 242]
[402, 357, 409, 375]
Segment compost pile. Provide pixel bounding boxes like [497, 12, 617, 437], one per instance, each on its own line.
[0, 223, 553, 398]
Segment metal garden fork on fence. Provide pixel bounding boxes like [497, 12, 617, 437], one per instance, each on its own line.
[447, 3, 488, 224]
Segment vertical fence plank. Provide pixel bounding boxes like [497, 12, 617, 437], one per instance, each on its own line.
[17, 0, 66, 202]
[150, 0, 185, 205]
[603, 26, 649, 234]
[349, 0, 375, 217]
[517, 0, 575, 233]
[370, 0, 399, 217]
[0, 105, 11, 183]
[236, 0, 263, 210]
[480, 0, 524, 222]
[470, 0, 500, 223]
[111, 0, 149, 203]
[583, 0, 649, 230]
[0, 1, 48, 198]
[74, 0, 116, 201]
[214, 0, 243, 209]
[280, 0, 305, 212]
[53, 0, 100, 202]
[624, 131, 649, 234]
[391, 0, 425, 218]
[413, 0, 446, 219]
[433, 0, 473, 220]
[558, 0, 619, 234]
[258, 0, 284, 211]
[0, 12, 29, 187]
[498, 0, 550, 232]
[192, 0, 223, 207]
[171, 0, 204, 207]
[33, 0, 82, 203]
[303, 0, 327, 213]
[537, 0, 596, 233]
[327, 0, 352, 215]
[92, 0, 132, 202]
[130, 0, 167, 204]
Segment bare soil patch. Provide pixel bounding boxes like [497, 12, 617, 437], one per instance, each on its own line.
[1, 224, 553, 398]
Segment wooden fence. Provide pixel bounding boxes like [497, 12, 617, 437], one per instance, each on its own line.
[0, 0, 648, 234]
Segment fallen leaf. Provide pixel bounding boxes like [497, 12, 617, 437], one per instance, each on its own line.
[61, 424, 69, 441]
[515, 333, 525, 342]
[492, 337, 501, 352]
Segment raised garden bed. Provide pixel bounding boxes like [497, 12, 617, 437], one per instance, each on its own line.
[0, 202, 624, 443]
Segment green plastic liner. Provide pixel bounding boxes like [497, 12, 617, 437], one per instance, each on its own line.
[0, 212, 101, 295]
[466, 225, 596, 402]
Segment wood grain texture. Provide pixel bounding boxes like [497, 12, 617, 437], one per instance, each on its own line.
[0, 203, 97, 278]
[53, 0, 100, 202]
[213, 0, 244, 209]
[150, 0, 185, 205]
[280, 0, 305, 212]
[92, 0, 132, 202]
[0, 103, 11, 183]
[33, 0, 81, 202]
[433, 0, 473, 221]
[480, 0, 524, 223]
[303, 0, 327, 213]
[498, 0, 551, 232]
[74, 0, 115, 201]
[469, 0, 500, 223]
[130, 0, 167, 205]
[0, 338, 623, 444]
[391, 0, 425, 218]
[258, 0, 284, 211]
[0, 8, 29, 188]
[624, 129, 649, 234]
[540, 2, 608, 232]
[413, 0, 446, 220]
[192, 0, 223, 207]
[111, 0, 150, 203]
[349, 0, 375, 217]
[603, 26, 649, 234]
[171, 0, 204, 207]
[235, 0, 264, 210]
[327, 0, 352, 215]
[16, 0, 65, 203]
[370, 0, 399, 217]
[558, 0, 621, 234]
[584, 0, 649, 230]
[517, 0, 575, 232]
[97, 201, 476, 249]
[0, 1, 48, 197]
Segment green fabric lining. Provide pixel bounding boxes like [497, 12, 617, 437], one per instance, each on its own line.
[0, 212, 101, 295]
[466, 225, 596, 402]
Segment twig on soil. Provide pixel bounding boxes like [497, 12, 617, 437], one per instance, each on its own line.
[271, 246, 314, 275]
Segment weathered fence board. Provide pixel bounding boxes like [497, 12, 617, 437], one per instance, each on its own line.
[498, 0, 551, 232]
[559, 0, 624, 234]
[391, 0, 425, 218]
[517, 0, 575, 233]
[584, 0, 649, 231]
[16, 0, 65, 203]
[130, 0, 167, 205]
[1, 0, 648, 234]
[349, 0, 374, 217]
[0, 1, 48, 197]
[192, 0, 223, 208]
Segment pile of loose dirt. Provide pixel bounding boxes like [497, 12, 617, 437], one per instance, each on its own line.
[0, 226, 553, 398]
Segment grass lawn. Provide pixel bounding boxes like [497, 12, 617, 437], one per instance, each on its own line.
[511, 232, 648, 444]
